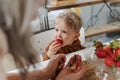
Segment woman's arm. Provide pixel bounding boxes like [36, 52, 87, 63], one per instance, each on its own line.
[7, 54, 66, 80]
[7, 70, 50, 80]
[7, 72, 23, 80]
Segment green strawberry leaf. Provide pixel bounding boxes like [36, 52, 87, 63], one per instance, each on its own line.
[110, 65, 116, 69]
[70, 62, 74, 67]
[110, 38, 120, 49]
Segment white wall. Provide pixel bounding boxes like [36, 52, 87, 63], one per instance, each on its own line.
[80, 4, 110, 29]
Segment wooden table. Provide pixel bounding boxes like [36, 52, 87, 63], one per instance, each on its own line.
[47, 0, 114, 11]
[8, 47, 95, 73]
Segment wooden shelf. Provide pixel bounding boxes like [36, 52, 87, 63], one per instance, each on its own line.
[85, 22, 120, 38]
[47, 0, 114, 11]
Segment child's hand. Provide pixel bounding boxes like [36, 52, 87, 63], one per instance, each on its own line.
[47, 41, 62, 58]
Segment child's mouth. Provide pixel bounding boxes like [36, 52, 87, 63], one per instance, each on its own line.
[56, 39, 63, 45]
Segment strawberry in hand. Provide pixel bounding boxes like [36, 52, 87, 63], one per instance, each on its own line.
[67, 54, 82, 72]
[56, 39, 63, 45]
[70, 62, 79, 71]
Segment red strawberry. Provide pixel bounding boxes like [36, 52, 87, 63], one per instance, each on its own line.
[111, 54, 116, 60]
[70, 62, 79, 70]
[103, 45, 114, 58]
[93, 40, 103, 49]
[116, 60, 120, 68]
[69, 55, 82, 72]
[105, 57, 116, 68]
[56, 39, 63, 45]
[115, 48, 120, 60]
[103, 45, 113, 53]
[95, 48, 107, 58]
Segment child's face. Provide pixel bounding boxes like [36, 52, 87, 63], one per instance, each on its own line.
[55, 19, 79, 47]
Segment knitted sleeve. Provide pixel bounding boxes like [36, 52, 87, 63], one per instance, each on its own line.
[43, 41, 54, 61]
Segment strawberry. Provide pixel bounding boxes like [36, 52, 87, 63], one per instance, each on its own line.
[70, 62, 79, 70]
[70, 60, 80, 71]
[116, 60, 120, 68]
[103, 45, 114, 58]
[95, 48, 107, 58]
[56, 39, 63, 45]
[93, 40, 103, 49]
[115, 48, 120, 60]
[103, 45, 113, 53]
[104, 57, 116, 68]
[69, 55, 82, 71]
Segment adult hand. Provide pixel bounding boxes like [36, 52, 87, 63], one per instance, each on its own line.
[47, 41, 62, 58]
[56, 54, 87, 80]
[66, 55, 82, 73]
[42, 54, 66, 79]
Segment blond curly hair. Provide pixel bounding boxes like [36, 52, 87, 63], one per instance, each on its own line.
[55, 11, 82, 33]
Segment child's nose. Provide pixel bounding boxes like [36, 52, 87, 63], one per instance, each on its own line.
[57, 32, 61, 38]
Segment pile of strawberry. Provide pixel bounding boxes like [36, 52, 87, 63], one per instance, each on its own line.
[93, 39, 120, 68]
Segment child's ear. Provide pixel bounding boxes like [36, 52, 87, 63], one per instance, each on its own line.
[73, 33, 80, 40]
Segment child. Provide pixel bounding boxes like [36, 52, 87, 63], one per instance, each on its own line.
[43, 11, 85, 60]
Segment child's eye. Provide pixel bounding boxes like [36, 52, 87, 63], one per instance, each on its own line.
[55, 28, 58, 32]
[62, 31, 67, 34]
